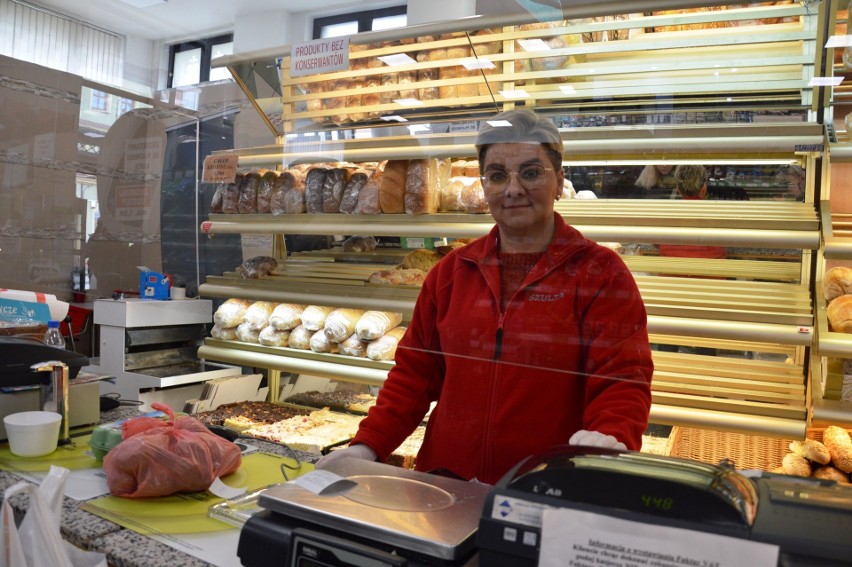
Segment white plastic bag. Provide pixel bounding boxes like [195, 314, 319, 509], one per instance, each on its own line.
[0, 466, 107, 567]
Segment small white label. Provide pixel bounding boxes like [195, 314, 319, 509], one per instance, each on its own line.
[503, 527, 518, 542]
[294, 470, 357, 495]
[491, 495, 551, 528]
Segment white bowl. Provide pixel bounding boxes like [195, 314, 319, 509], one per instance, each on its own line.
[3, 411, 62, 457]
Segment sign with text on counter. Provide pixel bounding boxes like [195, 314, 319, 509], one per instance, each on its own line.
[290, 37, 350, 78]
[202, 154, 239, 184]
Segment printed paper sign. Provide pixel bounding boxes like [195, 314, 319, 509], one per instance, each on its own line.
[290, 37, 350, 78]
[202, 154, 239, 183]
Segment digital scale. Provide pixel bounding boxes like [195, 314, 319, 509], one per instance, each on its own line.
[218, 448, 852, 567]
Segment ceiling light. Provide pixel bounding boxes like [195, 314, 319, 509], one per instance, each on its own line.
[517, 39, 550, 51]
[826, 35, 852, 48]
[393, 98, 423, 107]
[461, 58, 495, 70]
[499, 89, 530, 99]
[809, 77, 843, 87]
[116, 0, 167, 7]
[378, 54, 416, 66]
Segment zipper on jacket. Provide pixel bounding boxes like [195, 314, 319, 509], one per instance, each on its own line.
[494, 313, 505, 360]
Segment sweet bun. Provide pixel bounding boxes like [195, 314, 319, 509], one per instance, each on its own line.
[827, 295, 852, 333]
[824, 266, 852, 302]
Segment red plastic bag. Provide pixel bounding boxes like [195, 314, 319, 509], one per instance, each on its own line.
[103, 403, 242, 498]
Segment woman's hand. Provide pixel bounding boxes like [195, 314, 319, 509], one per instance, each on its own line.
[314, 444, 377, 469]
[569, 430, 627, 451]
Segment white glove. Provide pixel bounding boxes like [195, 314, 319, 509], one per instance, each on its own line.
[569, 430, 627, 451]
[314, 444, 377, 469]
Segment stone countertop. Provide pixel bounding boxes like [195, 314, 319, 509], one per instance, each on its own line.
[0, 406, 320, 567]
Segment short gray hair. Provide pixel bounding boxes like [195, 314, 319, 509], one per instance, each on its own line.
[475, 109, 563, 173]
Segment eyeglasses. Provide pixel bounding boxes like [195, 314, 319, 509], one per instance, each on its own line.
[480, 165, 554, 191]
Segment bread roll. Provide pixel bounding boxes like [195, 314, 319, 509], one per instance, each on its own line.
[356, 311, 404, 340]
[310, 329, 339, 353]
[236, 322, 261, 343]
[268, 303, 306, 330]
[367, 268, 428, 287]
[288, 325, 313, 350]
[305, 168, 329, 213]
[401, 249, 442, 271]
[367, 326, 408, 361]
[301, 305, 335, 331]
[781, 452, 811, 477]
[380, 160, 409, 213]
[824, 266, 852, 302]
[812, 465, 850, 484]
[828, 295, 852, 333]
[338, 333, 370, 357]
[213, 298, 253, 328]
[258, 325, 290, 347]
[256, 170, 277, 214]
[823, 426, 852, 473]
[789, 438, 831, 465]
[244, 301, 277, 330]
[462, 179, 489, 214]
[210, 324, 238, 340]
[323, 308, 367, 343]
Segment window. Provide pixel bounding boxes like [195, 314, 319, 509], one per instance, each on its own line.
[90, 90, 109, 112]
[118, 98, 135, 116]
[167, 34, 234, 88]
[313, 6, 407, 39]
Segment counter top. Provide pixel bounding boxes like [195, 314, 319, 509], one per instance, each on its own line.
[0, 407, 320, 567]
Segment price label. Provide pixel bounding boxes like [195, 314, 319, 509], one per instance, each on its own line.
[202, 154, 238, 184]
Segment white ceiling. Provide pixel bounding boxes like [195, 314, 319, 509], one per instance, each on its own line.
[28, 0, 378, 42]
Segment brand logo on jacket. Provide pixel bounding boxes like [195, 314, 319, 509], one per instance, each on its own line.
[528, 292, 565, 302]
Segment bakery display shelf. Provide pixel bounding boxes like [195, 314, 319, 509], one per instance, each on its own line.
[820, 200, 852, 259]
[623, 255, 802, 281]
[225, 122, 822, 168]
[814, 282, 852, 358]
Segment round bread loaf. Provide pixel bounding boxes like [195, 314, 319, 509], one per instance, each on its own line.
[824, 266, 852, 302]
[827, 295, 852, 333]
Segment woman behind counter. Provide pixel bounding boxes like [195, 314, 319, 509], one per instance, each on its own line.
[317, 109, 654, 484]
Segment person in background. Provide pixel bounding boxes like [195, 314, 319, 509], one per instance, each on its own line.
[657, 164, 724, 356]
[633, 163, 678, 199]
[316, 109, 654, 484]
[774, 164, 805, 201]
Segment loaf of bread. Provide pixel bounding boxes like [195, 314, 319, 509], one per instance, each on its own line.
[256, 170, 277, 214]
[258, 325, 290, 347]
[824, 266, 852, 302]
[338, 333, 369, 357]
[301, 305, 335, 331]
[823, 425, 852, 473]
[401, 249, 442, 271]
[213, 298, 253, 328]
[342, 235, 377, 252]
[416, 51, 439, 101]
[305, 168, 329, 213]
[781, 452, 811, 477]
[210, 183, 225, 213]
[366, 326, 408, 361]
[323, 308, 367, 343]
[367, 268, 428, 287]
[269, 172, 288, 215]
[339, 169, 370, 213]
[441, 179, 466, 212]
[269, 304, 306, 330]
[355, 176, 382, 214]
[827, 295, 852, 333]
[381, 71, 400, 106]
[238, 170, 261, 214]
[463, 161, 480, 177]
[462, 179, 489, 214]
[310, 329, 339, 353]
[288, 325, 313, 350]
[380, 160, 409, 213]
[322, 167, 351, 213]
[356, 311, 403, 341]
[237, 256, 278, 279]
[812, 465, 850, 484]
[244, 301, 277, 330]
[221, 174, 241, 214]
[210, 324, 238, 340]
[405, 159, 449, 215]
[236, 322, 261, 343]
[789, 438, 831, 465]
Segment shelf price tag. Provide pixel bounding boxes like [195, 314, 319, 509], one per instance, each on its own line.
[202, 154, 239, 184]
[290, 37, 350, 78]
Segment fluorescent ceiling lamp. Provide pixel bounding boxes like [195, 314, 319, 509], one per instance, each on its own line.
[809, 76, 843, 87]
[487, 120, 513, 127]
[559, 85, 577, 95]
[116, 0, 167, 7]
[378, 54, 416, 66]
[562, 158, 799, 167]
[83, 132, 105, 138]
[826, 35, 852, 48]
[517, 39, 550, 51]
[461, 57, 495, 70]
[393, 98, 423, 106]
[380, 115, 409, 122]
[499, 89, 530, 99]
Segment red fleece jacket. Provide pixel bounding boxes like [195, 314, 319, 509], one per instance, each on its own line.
[352, 213, 653, 484]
